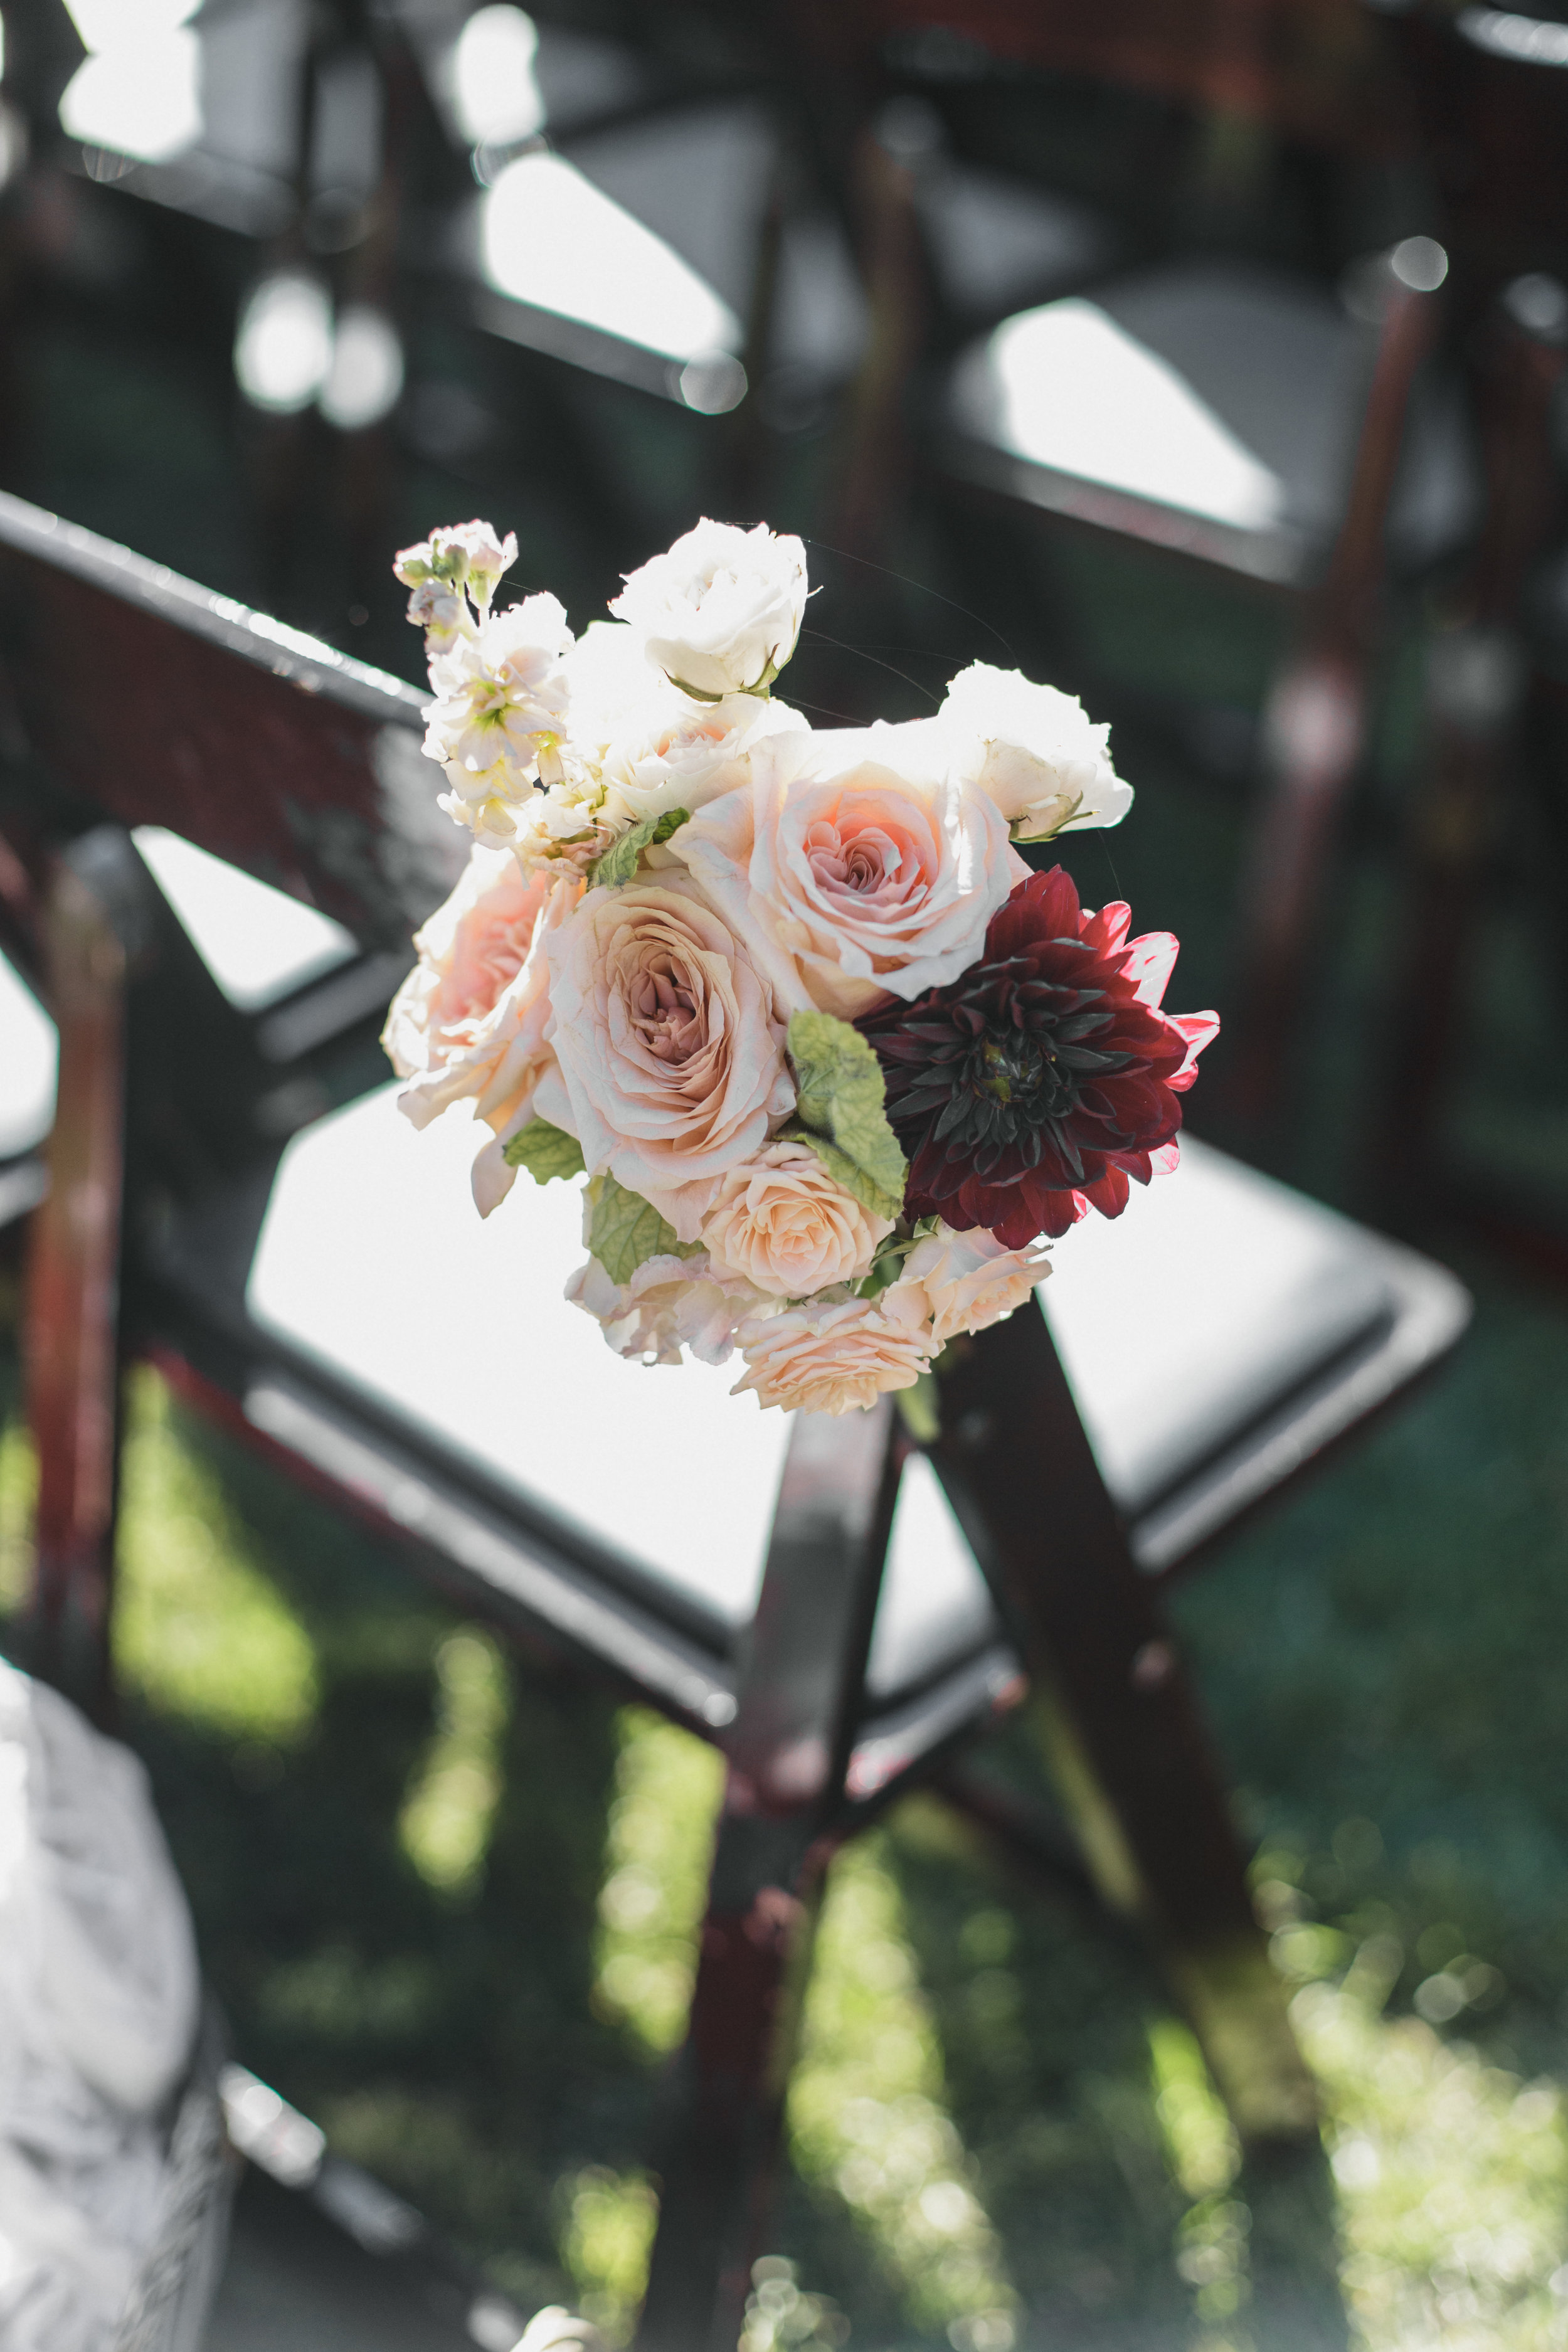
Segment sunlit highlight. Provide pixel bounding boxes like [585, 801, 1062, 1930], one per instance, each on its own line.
[58, 0, 202, 164]
[0, 950, 56, 1160]
[320, 305, 405, 431]
[978, 297, 1285, 533]
[132, 825, 356, 1009]
[452, 4, 545, 148]
[482, 151, 741, 363]
[233, 274, 335, 416]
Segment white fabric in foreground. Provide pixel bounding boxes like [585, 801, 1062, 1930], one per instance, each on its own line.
[0, 1660, 201, 2352]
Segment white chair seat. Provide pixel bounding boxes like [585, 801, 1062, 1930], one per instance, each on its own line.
[0, 948, 56, 1163]
[8, 834, 1454, 1712]
[245, 1088, 1404, 1703]
[949, 260, 1373, 573]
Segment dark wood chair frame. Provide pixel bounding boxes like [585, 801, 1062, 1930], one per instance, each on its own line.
[0, 492, 1468, 2352]
[782, 1, 1449, 1156]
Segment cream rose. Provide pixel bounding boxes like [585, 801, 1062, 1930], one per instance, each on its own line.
[531, 874, 794, 1238]
[677, 721, 1025, 1019]
[940, 662, 1132, 841]
[381, 847, 582, 1216]
[610, 518, 807, 699]
[599, 692, 803, 832]
[700, 1141, 891, 1297]
[558, 620, 675, 766]
[731, 1288, 935, 1414]
[884, 1222, 1051, 1346]
[564, 1249, 768, 1367]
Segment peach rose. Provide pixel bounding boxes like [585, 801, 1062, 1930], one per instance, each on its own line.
[564, 1249, 768, 1366]
[531, 874, 794, 1239]
[678, 721, 1025, 1019]
[382, 846, 582, 1212]
[885, 1223, 1051, 1347]
[731, 1288, 935, 1414]
[701, 1142, 892, 1297]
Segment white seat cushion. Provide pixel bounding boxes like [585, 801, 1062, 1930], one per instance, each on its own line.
[246, 1088, 1393, 1701]
[0, 950, 56, 1162]
[950, 258, 1374, 544]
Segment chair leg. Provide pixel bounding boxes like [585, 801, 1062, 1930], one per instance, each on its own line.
[1222, 268, 1439, 1138]
[931, 1305, 1317, 2144]
[636, 1403, 901, 2352]
[22, 845, 129, 1725]
[1369, 307, 1564, 1226]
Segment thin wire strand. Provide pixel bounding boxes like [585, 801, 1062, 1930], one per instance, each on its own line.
[798, 627, 940, 706]
[801, 533, 1018, 662]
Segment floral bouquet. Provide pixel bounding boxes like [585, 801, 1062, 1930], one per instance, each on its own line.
[382, 517, 1217, 1418]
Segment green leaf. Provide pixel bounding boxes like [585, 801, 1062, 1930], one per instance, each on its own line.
[895, 1371, 941, 1446]
[502, 1118, 586, 1183]
[776, 1126, 903, 1225]
[860, 1246, 909, 1299]
[785, 1009, 908, 1221]
[588, 807, 691, 890]
[587, 1173, 702, 1287]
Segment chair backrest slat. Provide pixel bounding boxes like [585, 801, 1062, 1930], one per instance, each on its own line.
[0, 493, 461, 951]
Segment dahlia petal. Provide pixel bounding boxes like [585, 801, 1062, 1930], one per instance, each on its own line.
[1079, 1164, 1131, 1219]
[1165, 1009, 1221, 1091]
[1148, 1140, 1182, 1177]
[1080, 899, 1132, 956]
[1121, 930, 1179, 1009]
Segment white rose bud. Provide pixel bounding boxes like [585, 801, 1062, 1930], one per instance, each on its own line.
[610, 517, 808, 701]
[941, 661, 1133, 842]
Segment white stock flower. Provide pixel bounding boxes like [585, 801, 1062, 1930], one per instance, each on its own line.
[509, 781, 615, 880]
[940, 661, 1132, 840]
[564, 1249, 768, 1366]
[610, 518, 808, 700]
[883, 1222, 1051, 1347]
[395, 519, 517, 607]
[404, 578, 467, 650]
[424, 593, 575, 844]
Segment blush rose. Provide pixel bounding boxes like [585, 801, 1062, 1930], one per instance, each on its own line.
[678, 721, 1025, 1019]
[381, 846, 582, 1213]
[532, 874, 794, 1238]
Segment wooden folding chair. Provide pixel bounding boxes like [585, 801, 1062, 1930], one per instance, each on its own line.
[783, 0, 1456, 1148]
[1361, 3, 1568, 1268]
[0, 492, 1470, 2351]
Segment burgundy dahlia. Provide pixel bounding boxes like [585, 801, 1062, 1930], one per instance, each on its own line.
[859, 867, 1218, 1247]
